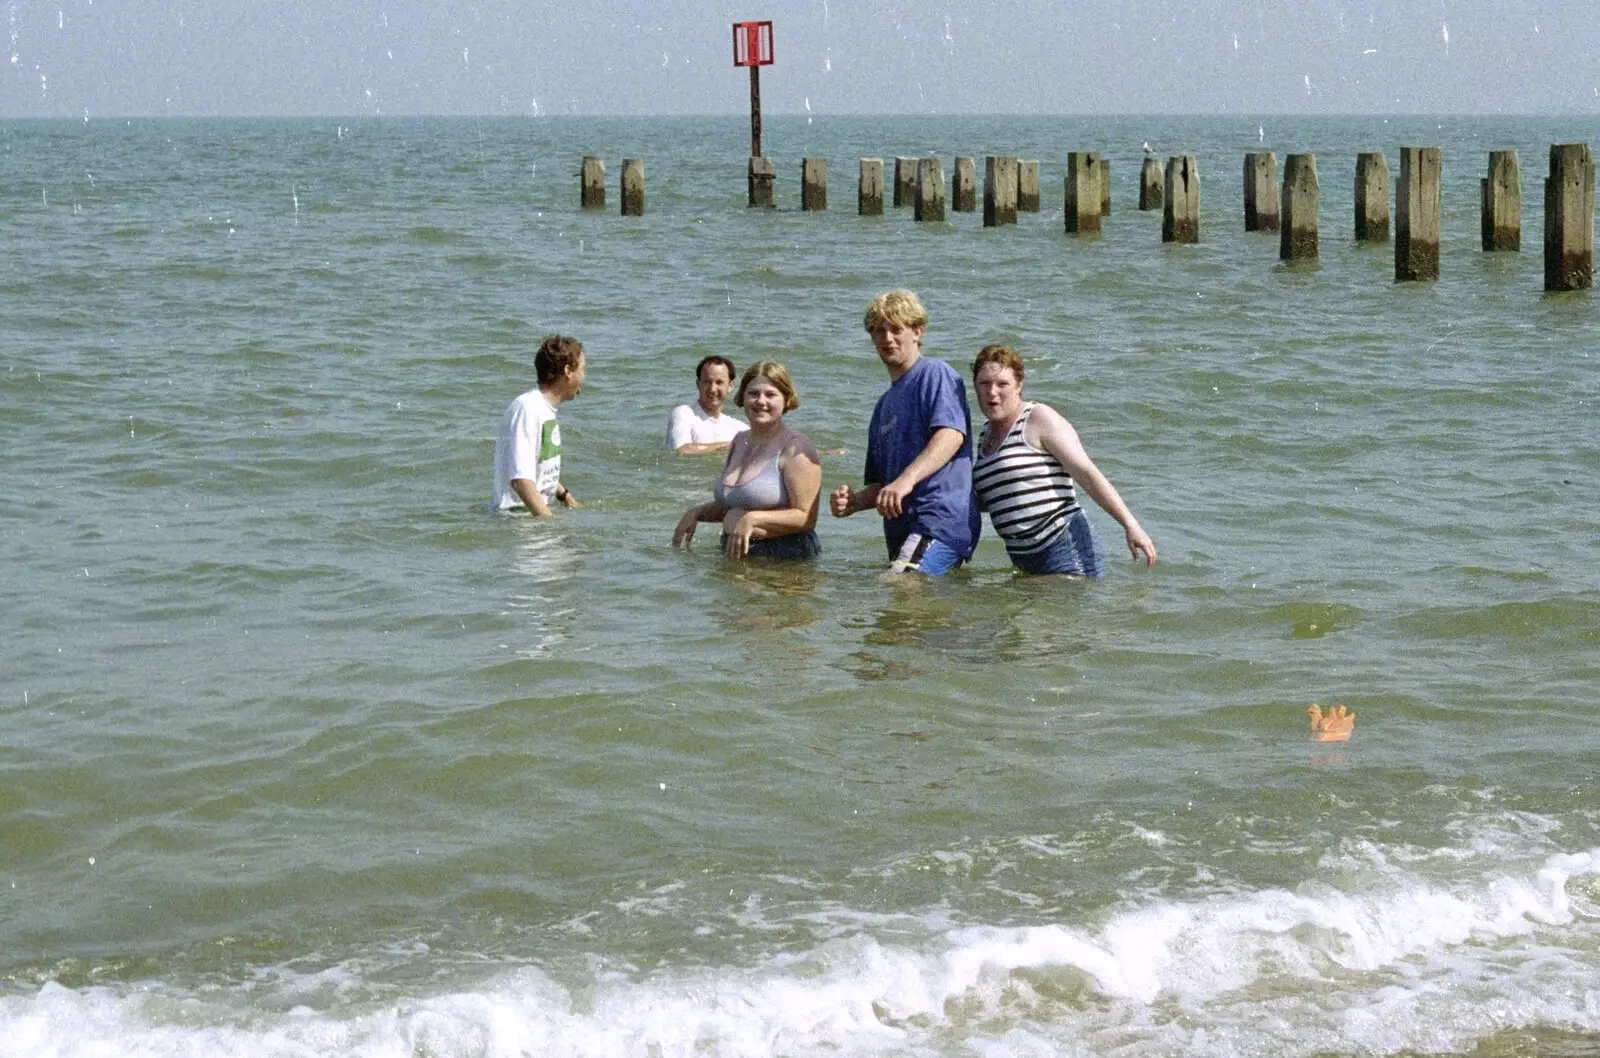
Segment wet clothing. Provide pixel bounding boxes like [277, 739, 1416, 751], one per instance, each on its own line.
[715, 452, 786, 510]
[864, 357, 980, 561]
[886, 533, 965, 576]
[973, 402, 1105, 576]
[493, 388, 561, 510]
[667, 401, 747, 450]
[1006, 508, 1104, 577]
[720, 531, 822, 560]
[713, 439, 819, 560]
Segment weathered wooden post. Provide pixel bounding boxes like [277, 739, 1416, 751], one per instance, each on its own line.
[1280, 153, 1318, 261]
[1395, 146, 1441, 281]
[1139, 156, 1162, 210]
[1098, 159, 1111, 216]
[859, 158, 884, 216]
[801, 157, 827, 211]
[1018, 160, 1041, 212]
[1545, 143, 1595, 292]
[893, 157, 915, 207]
[953, 156, 976, 212]
[733, 21, 775, 209]
[915, 157, 946, 222]
[984, 156, 1018, 227]
[621, 158, 645, 216]
[1481, 150, 1520, 251]
[1065, 151, 1102, 235]
[580, 156, 605, 210]
[1243, 152, 1279, 231]
[1162, 156, 1199, 243]
[1354, 152, 1390, 242]
[748, 157, 775, 208]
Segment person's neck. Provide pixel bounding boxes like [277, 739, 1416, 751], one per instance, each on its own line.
[747, 420, 786, 445]
[987, 403, 1023, 445]
[886, 351, 921, 382]
[539, 382, 565, 407]
[698, 398, 722, 417]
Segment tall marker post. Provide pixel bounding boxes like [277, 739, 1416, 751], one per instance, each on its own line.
[733, 21, 775, 208]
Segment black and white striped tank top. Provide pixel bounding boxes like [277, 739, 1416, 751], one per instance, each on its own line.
[972, 403, 1081, 554]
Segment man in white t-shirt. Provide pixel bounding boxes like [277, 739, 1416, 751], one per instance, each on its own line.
[666, 355, 748, 453]
[493, 335, 586, 515]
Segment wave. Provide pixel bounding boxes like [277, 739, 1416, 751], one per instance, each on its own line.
[3, 846, 1596, 1057]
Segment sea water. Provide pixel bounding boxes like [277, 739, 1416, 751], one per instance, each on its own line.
[1, 114, 1597, 1056]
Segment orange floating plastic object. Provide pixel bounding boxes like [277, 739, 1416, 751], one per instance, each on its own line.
[1307, 703, 1355, 742]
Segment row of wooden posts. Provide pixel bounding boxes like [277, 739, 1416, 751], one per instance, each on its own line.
[577, 145, 1595, 291]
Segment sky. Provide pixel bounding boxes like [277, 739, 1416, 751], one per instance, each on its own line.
[3, 0, 1600, 118]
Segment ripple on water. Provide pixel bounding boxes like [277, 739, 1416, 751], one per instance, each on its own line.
[406, 226, 463, 245]
[1390, 597, 1600, 652]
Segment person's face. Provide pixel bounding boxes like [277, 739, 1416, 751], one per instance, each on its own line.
[868, 320, 924, 377]
[561, 354, 586, 400]
[697, 363, 733, 414]
[742, 377, 787, 428]
[974, 362, 1023, 423]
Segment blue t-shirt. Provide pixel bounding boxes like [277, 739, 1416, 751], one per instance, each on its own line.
[864, 356, 982, 558]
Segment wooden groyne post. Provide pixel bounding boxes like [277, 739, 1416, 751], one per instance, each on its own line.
[1395, 147, 1441, 281]
[1163, 156, 1199, 243]
[1243, 152, 1279, 232]
[1139, 156, 1162, 210]
[1355, 152, 1390, 241]
[1096, 158, 1111, 215]
[621, 158, 645, 216]
[859, 158, 884, 216]
[915, 157, 946, 222]
[1481, 150, 1520, 251]
[894, 157, 916, 207]
[984, 156, 1018, 227]
[748, 156, 775, 208]
[1545, 143, 1595, 292]
[802, 157, 827, 211]
[953, 156, 976, 212]
[1065, 151, 1102, 235]
[1018, 160, 1041, 212]
[580, 156, 605, 210]
[1280, 153, 1318, 261]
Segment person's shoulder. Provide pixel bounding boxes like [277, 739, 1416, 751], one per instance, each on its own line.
[783, 431, 822, 464]
[1024, 401, 1075, 444]
[1027, 401, 1070, 429]
[507, 387, 544, 413]
[916, 357, 963, 387]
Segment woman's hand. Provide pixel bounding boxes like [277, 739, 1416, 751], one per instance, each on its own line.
[722, 509, 756, 558]
[672, 506, 702, 548]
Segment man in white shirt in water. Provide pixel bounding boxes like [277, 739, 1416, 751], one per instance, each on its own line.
[666, 355, 748, 453]
[492, 334, 585, 516]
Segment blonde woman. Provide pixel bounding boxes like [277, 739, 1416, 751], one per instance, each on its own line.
[673, 361, 822, 559]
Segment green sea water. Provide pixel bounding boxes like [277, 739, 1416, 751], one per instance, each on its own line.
[1, 114, 1597, 1056]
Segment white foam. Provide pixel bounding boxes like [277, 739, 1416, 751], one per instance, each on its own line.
[2, 848, 1597, 1058]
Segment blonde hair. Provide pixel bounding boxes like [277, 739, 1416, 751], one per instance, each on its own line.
[863, 289, 928, 332]
[734, 360, 800, 412]
[972, 344, 1025, 384]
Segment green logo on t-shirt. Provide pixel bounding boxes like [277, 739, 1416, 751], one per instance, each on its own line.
[540, 420, 562, 461]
